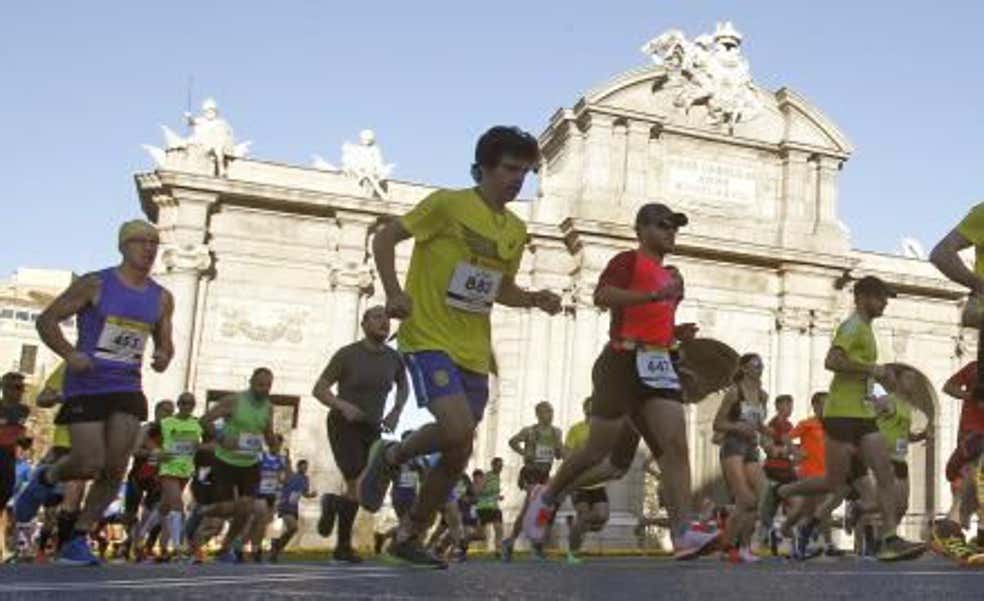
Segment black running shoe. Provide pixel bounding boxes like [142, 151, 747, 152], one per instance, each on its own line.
[318, 494, 337, 537]
[333, 547, 364, 564]
[389, 537, 448, 569]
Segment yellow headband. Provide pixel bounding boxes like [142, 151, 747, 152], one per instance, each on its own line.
[118, 220, 159, 245]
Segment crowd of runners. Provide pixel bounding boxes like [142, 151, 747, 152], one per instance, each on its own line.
[0, 126, 982, 571]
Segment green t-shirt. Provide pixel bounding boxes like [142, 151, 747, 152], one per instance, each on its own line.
[825, 313, 877, 419]
[876, 394, 912, 463]
[215, 391, 271, 467]
[476, 472, 501, 510]
[159, 415, 203, 479]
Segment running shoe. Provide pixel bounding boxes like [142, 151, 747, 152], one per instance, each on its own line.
[388, 536, 448, 569]
[357, 440, 398, 512]
[672, 523, 720, 560]
[531, 542, 548, 561]
[501, 537, 514, 563]
[318, 494, 337, 537]
[876, 535, 926, 562]
[333, 547, 364, 564]
[522, 485, 554, 543]
[55, 535, 100, 566]
[738, 546, 761, 563]
[214, 549, 238, 563]
[13, 467, 56, 523]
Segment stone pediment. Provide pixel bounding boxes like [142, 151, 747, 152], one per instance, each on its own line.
[566, 66, 851, 156]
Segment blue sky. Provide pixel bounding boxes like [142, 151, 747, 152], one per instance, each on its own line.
[1, 1, 981, 277]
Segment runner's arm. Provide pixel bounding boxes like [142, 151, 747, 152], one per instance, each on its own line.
[713, 388, 753, 437]
[372, 218, 412, 299]
[36, 274, 99, 359]
[199, 395, 235, 439]
[942, 371, 972, 401]
[151, 290, 175, 372]
[35, 388, 62, 408]
[507, 428, 527, 456]
[264, 405, 277, 449]
[824, 346, 880, 378]
[497, 276, 561, 314]
[930, 228, 983, 292]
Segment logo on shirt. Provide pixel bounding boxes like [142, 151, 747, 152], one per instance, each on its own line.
[432, 369, 450, 388]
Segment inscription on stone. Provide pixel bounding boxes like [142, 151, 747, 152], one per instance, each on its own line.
[667, 157, 757, 209]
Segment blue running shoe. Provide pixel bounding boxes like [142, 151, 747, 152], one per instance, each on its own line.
[214, 549, 238, 563]
[14, 467, 56, 523]
[55, 535, 100, 566]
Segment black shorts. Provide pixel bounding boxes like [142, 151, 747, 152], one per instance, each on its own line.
[590, 346, 682, 420]
[211, 460, 260, 503]
[0, 447, 15, 508]
[259, 494, 277, 510]
[893, 461, 909, 480]
[848, 455, 868, 483]
[823, 417, 878, 445]
[720, 434, 761, 463]
[326, 413, 380, 481]
[476, 508, 502, 525]
[55, 391, 148, 424]
[278, 506, 299, 520]
[572, 487, 609, 506]
[518, 464, 550, 489]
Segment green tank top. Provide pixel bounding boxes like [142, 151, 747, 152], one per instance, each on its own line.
[159, 415, 203, 479]
[476, 472, 500, 510]
[876, 394, 912, 463]
[527, 425, 561, 467]
[215, 390, 270, 467]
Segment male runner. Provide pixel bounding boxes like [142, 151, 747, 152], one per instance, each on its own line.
[195, 367, 277, 562]
[564, 398, 610, 564]
[523, 202, 718, 559]
[270, 458, 316, 562]
[777, 276, 924, 560]
[360, 125, 561, 567]
[251, 435, 287, 561]
[373, 430, 424, 555]
[157, 392, 202, 560]
[1, 372, 30, 512]
[474, 457, 504, 556]
[313, 305, 408, 563]
[754, 394, 796, 553]
[936, 360, 984, 557]
[503, 401, 564, 557]
[15, 219, 174, 565]
[127, 399, 173, 561]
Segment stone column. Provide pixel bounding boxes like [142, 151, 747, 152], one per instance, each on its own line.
[778, 148, 811, 249]
[579, 112, 616, 209]
[145, 188, 216, 399]
[621, 120, 651, 205]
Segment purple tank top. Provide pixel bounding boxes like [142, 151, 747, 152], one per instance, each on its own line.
[63, 268, 163, 397]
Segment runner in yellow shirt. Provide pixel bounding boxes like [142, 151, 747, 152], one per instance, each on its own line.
[563, 398, 610, 564]
[360, 126, 561, 567]
[778, 276, 924, 561]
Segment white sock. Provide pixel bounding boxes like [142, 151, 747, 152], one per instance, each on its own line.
[168, 511, 183, 549]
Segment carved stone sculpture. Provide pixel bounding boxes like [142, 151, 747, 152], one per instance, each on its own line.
[641, 21, 763, 132]
[313, 130, 394, 199]
[142, 98, 252, 177]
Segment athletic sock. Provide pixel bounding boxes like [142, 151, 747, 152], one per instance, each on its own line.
[337, 497, 359, 550]
[168, 511, 183, 549]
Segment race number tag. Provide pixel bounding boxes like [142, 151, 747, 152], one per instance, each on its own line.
[288, 491, 301, 505]
[636, 348, 681, 390]
[397, 468, 419, 489]
[895, 438, 908, 457]
[259, 476, 279, 495]
[94, 316, 151, 364]
[534, 444, 554, 464]
[238, 433, 264, 453]
[168, 440, 196, 456]
[445, 262, 503, 314]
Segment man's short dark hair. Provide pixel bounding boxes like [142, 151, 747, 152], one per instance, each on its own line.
[775, 394, 793, 407]
[252, 366, 273, 380]
[810, 391, 827, 405]
[471, 126, 539, 182]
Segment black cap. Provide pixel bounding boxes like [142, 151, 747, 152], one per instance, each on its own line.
[853, 276, 897, 298]
[635, 203, 688, 229]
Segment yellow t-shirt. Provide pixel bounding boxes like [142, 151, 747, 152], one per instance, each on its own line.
[42, 363, 71, 449]
[565, 420, 604, 489]
[824, 313, 877, 419]
[957, 202, 984, 278]
[876, 394, 912, 463]
[398, 188, 527, 374]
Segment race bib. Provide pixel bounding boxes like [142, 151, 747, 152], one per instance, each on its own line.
[534, 444, 554, 464]
[636, 349, 681, 390]
[288, 491, 301, 505]
[94, 316, 151, 364]
[397, 468, 419, 489]
[168, 440, 196, 456]
[739, 402, 764, 426]
[445, 262, 503, 314]
[238, 433, 264, 453]
[259, 476, 279, 495]
[895, 438, 908, 457]
[196, 466, 212, 482]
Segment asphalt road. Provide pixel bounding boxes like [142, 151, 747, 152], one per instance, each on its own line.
[0, 554, 981, 601]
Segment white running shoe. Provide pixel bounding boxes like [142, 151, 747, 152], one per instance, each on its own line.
[522, 485, 553, 543]
[672, 525, 720, 560]
[738, 546, 761, 563]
